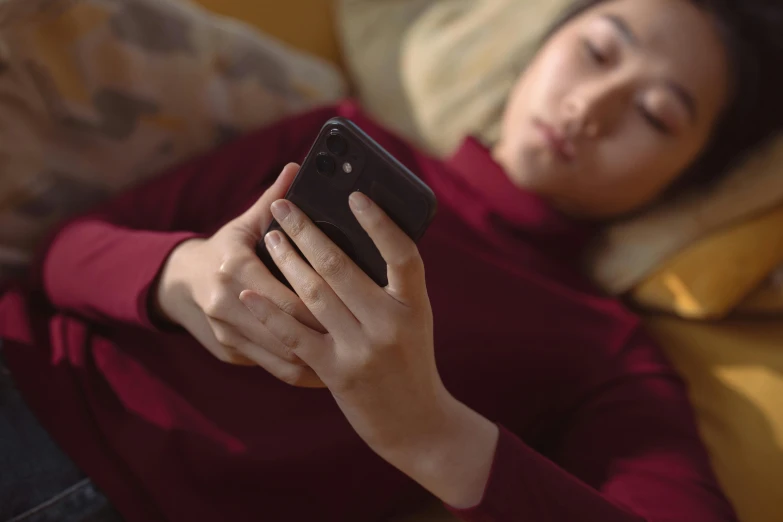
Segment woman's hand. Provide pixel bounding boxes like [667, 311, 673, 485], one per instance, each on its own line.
[154, 163, 325, 388]
[239, 192, 499, 508]
[241, 191, 443, 446]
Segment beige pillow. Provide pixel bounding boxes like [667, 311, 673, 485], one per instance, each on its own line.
[0, 0, 346, 280]
[401, 0, 570, 155]
[336, 0, 436, 144]
[338, 0, 569, 156]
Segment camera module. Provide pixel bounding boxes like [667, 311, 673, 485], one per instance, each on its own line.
[326, 133, 348, 156]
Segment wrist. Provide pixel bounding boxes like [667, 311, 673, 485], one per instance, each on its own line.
[373, 390, 500, 509]
[152, 238, 203, 326]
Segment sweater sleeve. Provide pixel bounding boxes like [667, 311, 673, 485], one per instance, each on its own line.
[447, 329, 738, 522]
[36, 106, 340, 329]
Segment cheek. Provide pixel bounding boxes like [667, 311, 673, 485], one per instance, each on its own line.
[588, 132, 697, 207]
[507, 45, 582, 124]
[535, 46, 581, 99]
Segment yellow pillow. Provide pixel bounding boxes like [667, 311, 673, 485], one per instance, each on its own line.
[632, 205, 783, 319]
[737, 273, 783, 315]
[646, 316, 783, 522]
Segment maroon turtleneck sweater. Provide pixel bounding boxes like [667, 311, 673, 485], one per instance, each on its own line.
[0, 102, 736, 522]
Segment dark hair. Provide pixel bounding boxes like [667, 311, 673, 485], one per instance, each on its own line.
[541, 0, 783, 193]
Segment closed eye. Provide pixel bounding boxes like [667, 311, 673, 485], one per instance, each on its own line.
[638, 104, 672, 135]
[583, 39, 608, 65]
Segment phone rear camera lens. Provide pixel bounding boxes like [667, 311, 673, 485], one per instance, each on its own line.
[315, 153, 335, 176]
[326, 134, 348, 156]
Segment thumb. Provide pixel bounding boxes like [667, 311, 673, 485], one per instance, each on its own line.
[236, 163, 300, 236]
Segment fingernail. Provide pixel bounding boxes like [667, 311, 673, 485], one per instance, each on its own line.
[265, 231, 282, 249]
[271, 200, 291, 221]
[349, 192, 371, 212]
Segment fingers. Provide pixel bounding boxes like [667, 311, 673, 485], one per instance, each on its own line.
[217, 251, 324, 333]
[348, 192, 426, 305]
[240, 290, 332, 372]
[209, 310, 307, 367]
[237, 163, 300, 236]
[263, 209, 364, 335]
[209, 317, 325, 388]
[198, 287, 320, 373]
[179, 303, 257, 366]
[235, 338, 325, 388]
[268, 199, 384, 319]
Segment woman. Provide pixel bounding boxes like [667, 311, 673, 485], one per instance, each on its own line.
[1, 0, 781, 521]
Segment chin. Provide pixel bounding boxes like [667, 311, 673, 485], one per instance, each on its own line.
[511, 153, 555, 189]
[505, 168, 536, 190]
[495, 155, 527, 186]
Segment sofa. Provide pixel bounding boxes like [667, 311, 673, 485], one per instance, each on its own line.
[191, 2, 783, 522]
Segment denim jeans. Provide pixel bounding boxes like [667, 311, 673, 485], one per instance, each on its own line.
[0, 342, 123, 522]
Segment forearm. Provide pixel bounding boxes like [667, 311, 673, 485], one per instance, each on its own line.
[42, 219, 199, 327]
[34, 106, 342, 326]
[371, 393, 499, 509]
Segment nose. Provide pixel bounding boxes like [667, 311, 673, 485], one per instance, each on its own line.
[561, 74, 632, 138]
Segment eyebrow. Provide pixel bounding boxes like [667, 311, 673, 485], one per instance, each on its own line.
[604, 14, 638, 46]
[603, 14, 699, 123]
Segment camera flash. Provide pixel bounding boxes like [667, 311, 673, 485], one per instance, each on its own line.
[342, 162, 353, 174]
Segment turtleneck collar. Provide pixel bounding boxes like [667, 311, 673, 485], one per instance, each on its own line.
[437, 136, 596, 263]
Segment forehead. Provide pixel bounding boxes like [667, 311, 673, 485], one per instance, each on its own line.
[584, 0, 730, 119]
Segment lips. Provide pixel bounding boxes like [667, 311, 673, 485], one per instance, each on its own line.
[534, 119, 576, 163]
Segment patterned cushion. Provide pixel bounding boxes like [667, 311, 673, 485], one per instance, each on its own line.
[0, 0, 346, 281]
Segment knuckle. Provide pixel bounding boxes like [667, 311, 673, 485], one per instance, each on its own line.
[286, 216, 307, 238]
[216, 257, 237, 284]
[203, 290, 230, 318]
[299, 279, 325, 305]
[279, 347, 300, 364]
[212, 327, 233, 347]
[277, 366, 305, 386]
[213, 347, 233, 364]
[276, 249, 298, 269]
[276, 298, 300, 319]
[215, 264, 234, 285]
[217, 253, 254, 282]
[278, 332, 301, 352]
[393, 250, 424, 275]
[316, 249, 348, 280]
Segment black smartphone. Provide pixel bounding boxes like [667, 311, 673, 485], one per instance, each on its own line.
[257, 117, 438, 288]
